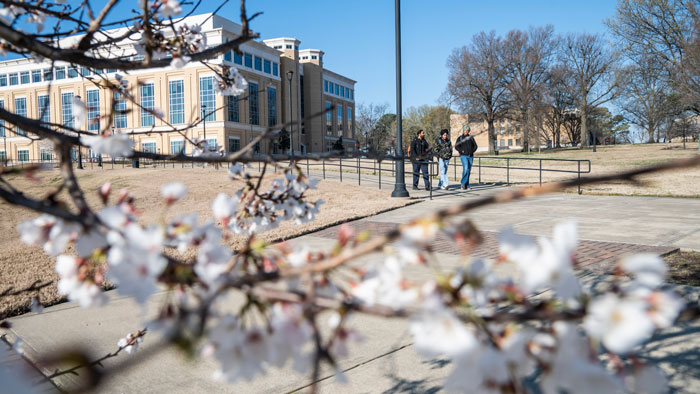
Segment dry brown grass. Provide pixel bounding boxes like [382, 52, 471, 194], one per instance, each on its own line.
[664, 251, 700, 287]
[474, 143, 700, 197]
[0, 166, 414, 317]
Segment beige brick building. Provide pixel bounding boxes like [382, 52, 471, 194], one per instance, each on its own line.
[0, 14, 356, 163]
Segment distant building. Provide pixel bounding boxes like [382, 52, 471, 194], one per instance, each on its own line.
[0, 14, 356, 163]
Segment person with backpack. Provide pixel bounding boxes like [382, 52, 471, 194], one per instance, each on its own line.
[409, 129, 431, 190]
[454, 125, 478, 190]
[434, 129, 453, 190]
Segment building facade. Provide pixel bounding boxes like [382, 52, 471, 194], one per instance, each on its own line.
[0, 14, 356, 163]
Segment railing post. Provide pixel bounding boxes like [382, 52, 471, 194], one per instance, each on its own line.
[323, 158, 326, 179]
[478, 157, 481, 184]
[539, 160, 542, 185]
[306, 157, 309, 175]
[453, 156, 457, 181]
[358, 155, 361, 185]
[378, 159, 382, 189]
[578, 161, 582, 195]
[507, 158, 510, 185]
[340, 157, 343, 182]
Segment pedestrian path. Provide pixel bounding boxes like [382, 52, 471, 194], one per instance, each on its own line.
[4, 181, 700, 393]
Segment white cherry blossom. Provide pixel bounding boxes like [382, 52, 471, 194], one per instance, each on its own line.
[410, 296, 478, 358]
[81, 134, 135, 157]
[55, 255, 107, 308]
[584, 292, 655, 354]
[162, 182, 187, 204]
[621, 253, 667, 288]
[118, 332, 144, 354]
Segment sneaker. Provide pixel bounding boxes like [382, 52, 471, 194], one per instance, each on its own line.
[412, 186, 419, 190]
[425, 187, 431, 191]
[462, 184, 468, 190]
[441, 186, 447, 190]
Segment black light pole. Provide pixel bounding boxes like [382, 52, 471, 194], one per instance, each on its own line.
[391, 0, 409, 197]
[202, 104, 207, 142]
[76, 95, 83, 169]
[3, 132, 6, 166]
[287, 70, 294, 159]
[131, 129, 139, 168]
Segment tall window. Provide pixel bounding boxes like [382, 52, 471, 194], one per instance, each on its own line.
[68, 67, 78, 78]
[199, 76, 216, 121]
[55, 67, 66, 80]
[337, 104, 343, 136]
[20, 71, 29, 84]
[43, 69, 53, 81]
[18, 149, 29, 162]
[300, 75, 305, 119]
[272, 62, 278, 76]
[32, 70, 41, 83]
[335, 84, 339, 95]
[264, 59, 271, 74]
[0, 100, 4, 137]
[244, 53, 252, 68]
[61, 92, 73, 128]
[141, 83, 155, 126]
[326, 101, 332, 135]
[234, 52, 242, 65]
[249, 82, 259, 125]
[9, 73, 18, 85]
[86, 90, 100, 131]
[114, 92, 127, 128]
[267, 87, 277, 126]
[0, 75, 6, 86]
[227, 96, 239, 122]
[142, 142, 156, 152]
[254, 56, 262, 71]
[170, 140, 184, 154]
[41, 149, 52, 161]
[347, 107, 353, 137]
[169, 80, 185, 124]
[38, 95, 50, 123]
[324, 80, 328, 93]
[228, 137, 240, 152]
[14, 97, 26, 135]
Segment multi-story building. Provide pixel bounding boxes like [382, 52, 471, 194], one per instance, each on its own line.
[0, 14, 356, 163]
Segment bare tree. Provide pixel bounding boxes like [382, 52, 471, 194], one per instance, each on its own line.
[616, 55, 673, 143]
[540, 64, 576, 148]
[606, 0, 700, 111]
[560, 33, 619, 148]
[447, 31, 509, 153]
[356, 102, 389, 152]
[501, 26, 557, 152]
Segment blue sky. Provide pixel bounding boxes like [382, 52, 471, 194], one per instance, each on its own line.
[6, 0, 618, 112]
[245, 0, 618, 112]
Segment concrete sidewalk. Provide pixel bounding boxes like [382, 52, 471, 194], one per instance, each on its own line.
[5, 183, 700, 393]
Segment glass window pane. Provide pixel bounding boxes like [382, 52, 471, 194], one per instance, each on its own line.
[86, 90, 100, 131]
[272, 63, 278, 76]
[9, 73, 18, 85]
[0, 75, 6, 87]
[61, 92, 73, 128]
[254, 56, 262, 71]
[244, 53, 252, 68]
[248, 82, 258, 125]
[199, 76, 216, 121]
[141, 83, 155, 126]
[114, 92, 127, 128]
[142, 142, 156, 153]
[227, 95, 239, 122]
[234, 52, 242, 65]
[228, 138, 240, 152]
[55, 67, 66, 80]
[264, 59, 271, 74]
[20, 71, 29, 84]
[169, 80, 185, 124]
[43, 69, 53, 81]
[337, 104, 343, 135]
[68, 67, 78, 78]
[267, 87, 276, 126]
[38, 95, 50, 123]
[32, 70, 41, 83]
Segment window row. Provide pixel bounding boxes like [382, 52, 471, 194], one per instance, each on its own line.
[224, 50, 279, 77]
[325, 101, 354, 137]
[323, 80, 354, 100]
[0, 58, 147, 87]
[4, 78, 278, 132]
[139, 136, 246, 155]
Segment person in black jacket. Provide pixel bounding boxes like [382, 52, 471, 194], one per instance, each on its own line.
[434, 129, 453, 190]
[410, 129, 431, 190]
[454, 125, 478, 190]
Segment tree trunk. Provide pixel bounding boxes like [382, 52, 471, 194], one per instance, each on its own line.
[521, 109, 529, 152]
[581, 103, 588, 148]
[488, 120, 496, 154]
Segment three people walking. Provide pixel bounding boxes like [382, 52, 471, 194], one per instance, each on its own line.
[410, 129, 431, 190]
[455, 125, 478, 190]
[434, 129, 452, 190]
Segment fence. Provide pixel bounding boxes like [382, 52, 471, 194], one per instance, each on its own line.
[1, 155, 591, 199]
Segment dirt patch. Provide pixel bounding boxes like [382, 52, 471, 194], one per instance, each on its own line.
[664, 250, 700, 287]
[0, 166, 416, 317]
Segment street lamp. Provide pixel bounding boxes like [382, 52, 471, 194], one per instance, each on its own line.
[287, 70, 294, 159]
[75, 95, 83, 169]
[391, 0, 409, 198]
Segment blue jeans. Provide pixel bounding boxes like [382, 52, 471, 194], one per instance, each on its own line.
[438, 158, 449, 188]
[412, 161, 429, 188]
[460, 155, 473, 187]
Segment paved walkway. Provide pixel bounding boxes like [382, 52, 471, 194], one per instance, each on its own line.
[4, 178, 700, 393]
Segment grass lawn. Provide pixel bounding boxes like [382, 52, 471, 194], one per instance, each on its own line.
[476, 143, 700, 197]
[0, 166, 415, 317]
